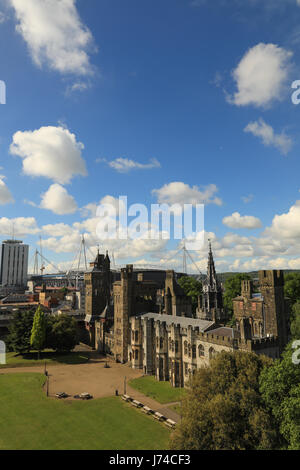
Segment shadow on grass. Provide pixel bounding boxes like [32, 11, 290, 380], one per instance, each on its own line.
[1, 350, 91, 368]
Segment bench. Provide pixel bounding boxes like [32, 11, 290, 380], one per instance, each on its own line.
[132, 400, 143, 408]
[122, 394, 131, 402]
[165, 419, 176, 429]
[142, 406, 153, 415]
[154, 412, 166, 422]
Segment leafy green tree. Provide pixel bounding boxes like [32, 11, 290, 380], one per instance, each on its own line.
[46, 315, 78, 352]
[6, 310, 34, 353]
[284, 273, 300, 306]
[223, 273, 252, 318]
[169, 351, 279, 450]
[30, 305, 46, 359]
[259, 342, 300, 449]
[177, 276, 202, 312]
[290, 301, 300, 339]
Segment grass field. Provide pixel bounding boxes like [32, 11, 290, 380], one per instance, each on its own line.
[0, 351, 90, 369]
[0, 373, 170, 450]
[129, 376, 185, 404]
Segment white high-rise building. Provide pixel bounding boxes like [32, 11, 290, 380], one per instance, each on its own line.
[0, 240, 29, 287]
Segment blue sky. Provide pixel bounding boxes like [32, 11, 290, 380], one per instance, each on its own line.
[1, 0, 300, 274]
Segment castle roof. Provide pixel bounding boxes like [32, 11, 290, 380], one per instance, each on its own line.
[138, 312, 215, 332]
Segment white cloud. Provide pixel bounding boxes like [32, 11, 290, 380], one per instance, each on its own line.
[10, 126, 87, 184]
[98, 157, 161, 173]
[0, 175, 14, 205]
[0, 217, 39, 236]
[152, 182, 222, 206]
[244, 119, 292, 155]
[40, 184, 78, 215]
[263, 200, 300, 239]
[228, 43, 293, 107]
[42, 223, 75, 237]
[9, 0, 95, 76]
[223, 212, 262, 229]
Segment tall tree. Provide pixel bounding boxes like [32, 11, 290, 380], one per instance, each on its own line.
[47, 315, 78, 352]
[30, 305, 46, 359]
[259, 342, 300, 450]
[290, 301, 300, 339]
[177, 276, 202, 313]
[284, 272, 300, 306]
[6, 310, 34, 353]
[169, 351, 279, 450]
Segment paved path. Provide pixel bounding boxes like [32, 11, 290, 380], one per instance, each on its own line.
[126, 385, 181, 423]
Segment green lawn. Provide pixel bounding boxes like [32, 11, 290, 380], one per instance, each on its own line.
[129, 375, 185, 404]
[0, 351, 90, 369]
[0, 373, 170, 450]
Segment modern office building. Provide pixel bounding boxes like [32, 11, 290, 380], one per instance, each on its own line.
[0, 240, 29, 288]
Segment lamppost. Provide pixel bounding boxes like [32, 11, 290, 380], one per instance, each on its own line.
[124, 376, 127, 395]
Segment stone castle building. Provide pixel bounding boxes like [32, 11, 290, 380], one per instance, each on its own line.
[89, 246, 289, 387]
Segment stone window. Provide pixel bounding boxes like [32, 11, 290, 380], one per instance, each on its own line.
[135, 330, 139, 342]
[184, 341, 188, 355]
[209, 347, 215, 359]
[135, 349, 139, 360]
[175, 340, 179, 353]
[192, 345, 196, 359]
[198, 344, 204, 357]
[184, 363, 188, 376]
[160, 337, 164, 349]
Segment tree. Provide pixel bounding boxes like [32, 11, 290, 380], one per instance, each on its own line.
[259, 342, 300, 450]
[30, 305, 46, 359]
[223, 273, 252, 318]
[284, 273, 300, 306]
[290, 301, 300, 339]
[169, 351, 279, 450]
[177, 276, 202, 313]
[46, 315, 78, 352]
[6, 310, 34, 353]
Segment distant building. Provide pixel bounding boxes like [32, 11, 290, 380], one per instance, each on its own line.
[0, 240, 29, 288]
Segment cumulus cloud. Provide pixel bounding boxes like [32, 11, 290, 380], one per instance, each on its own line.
[40, 184, 78, 215]
[223, 212, 262, 229]
[98, 157, 161, 173]
[9, 0, 95, 76]
[228, 43, 293, 107]
[10, 126, 87, 184]
[263, 200, 300, 239]
[244, 119, 292, 155]
[0, 217, 39, 236]
[0, 175, 14, 205]
[152, 182, 222, 206]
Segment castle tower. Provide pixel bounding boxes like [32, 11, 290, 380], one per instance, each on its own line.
[84, 249, 111, 326]
[197, 242, 224, 321]
[114, 264, 133, 363]
[258, 270, 288, 350]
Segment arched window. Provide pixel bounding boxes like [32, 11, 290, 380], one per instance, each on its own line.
[135, 330, 139, 342]
[198, 344, 205, 357]
[184, 341, 188, 355]
[160, 337, 164, 349]
[209, 347, 215, 359]
[135, 349, 138, 360]
[192, 345, 196, 359]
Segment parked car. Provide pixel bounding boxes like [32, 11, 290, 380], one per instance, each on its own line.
[79, 393, 93, 400]
[55, 392, 68, 399]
